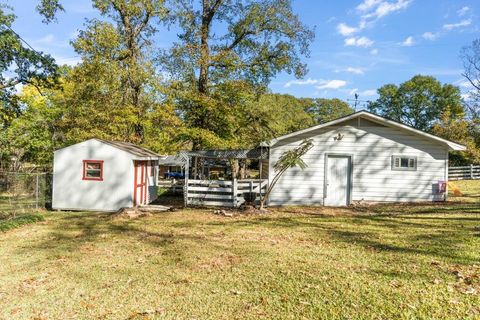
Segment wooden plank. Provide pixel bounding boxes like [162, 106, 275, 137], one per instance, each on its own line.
[188, 200, 234, 207]
[188, 194, 234, 199]
[188, 186, 232, 192]
[188, 179, 232, 186]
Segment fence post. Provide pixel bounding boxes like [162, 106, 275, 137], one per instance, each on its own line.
[35, 174, 39, 210]
[232, 178, 238, 208]
[470, 164, 474, 179]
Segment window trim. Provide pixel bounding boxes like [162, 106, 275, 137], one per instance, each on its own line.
[391, 155, 417, 171]
[82, 160, 104, 181]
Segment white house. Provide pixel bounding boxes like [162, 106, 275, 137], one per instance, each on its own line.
[52, 138, 161, 211]
[264, 111, 466, 206]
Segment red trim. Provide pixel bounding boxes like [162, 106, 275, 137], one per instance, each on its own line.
[133, 161, 148, 206]
[82, 160, 104, 181]
[133, 161, 138, 206]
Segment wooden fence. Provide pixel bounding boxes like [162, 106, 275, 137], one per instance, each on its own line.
[158, 179, 184, 194]
[448, 165, 480, 180]
[185, 179, 268, 207]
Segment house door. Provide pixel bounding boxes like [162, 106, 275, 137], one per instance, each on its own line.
[324, 155, 352, 206]
[134, 161, 148, 206]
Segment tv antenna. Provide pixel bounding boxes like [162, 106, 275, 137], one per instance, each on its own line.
[347, 93, 371, 111]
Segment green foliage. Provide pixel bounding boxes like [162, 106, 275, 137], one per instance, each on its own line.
[261, 138, 313, 208]
[36, 0, 64, 23]
[163, 0, 314, 149]
[306, 98, 354, 124]
[368, 75, 464, 131]
[0, 214, 44, 232]
[0, 5, 59, 129]
[431, 111, 480, 165]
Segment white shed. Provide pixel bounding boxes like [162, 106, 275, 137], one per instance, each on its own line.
[52, 138, 161, 211]
[264, 111, 466, 206]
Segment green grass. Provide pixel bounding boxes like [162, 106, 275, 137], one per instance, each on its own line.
[0, 208, 479, 319]
[0, 214, 45, 232]
[0, 180, 479, 319]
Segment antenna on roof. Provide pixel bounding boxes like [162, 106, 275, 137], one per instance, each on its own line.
[347, 93, 371, 111]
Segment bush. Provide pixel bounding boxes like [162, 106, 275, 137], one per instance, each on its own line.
[0, 214, 45, 232]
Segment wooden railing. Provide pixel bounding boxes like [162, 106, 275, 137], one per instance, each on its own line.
[158, 179, 184, 194]
[449, 165, 480, 180]
[185, 179, 268, 207]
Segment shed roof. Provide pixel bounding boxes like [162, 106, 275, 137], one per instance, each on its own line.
[183, 148, 268, 159]
[95, 139, 161, 158]
[261, 110, 466, 151]
[159, 155, 185, 166]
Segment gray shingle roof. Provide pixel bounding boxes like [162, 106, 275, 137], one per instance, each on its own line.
[96, 139, 161, 158]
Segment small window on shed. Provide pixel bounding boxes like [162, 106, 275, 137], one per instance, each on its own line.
[83, 160, 104, 181]
[392, 155, 416, 171]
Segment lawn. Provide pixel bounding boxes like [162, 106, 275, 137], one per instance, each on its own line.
[0, 184, 479, 319]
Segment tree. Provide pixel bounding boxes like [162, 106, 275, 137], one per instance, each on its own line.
[431, 111, 480, 165]
[461, 39, 480, 119]
[306, 98, 353, 124]
[0, 4, 59, 128]
[368, 75, 464, 131]
[163, 0, 314, 149]
[0, 84, 63, 169]
[61, 0, 173, 144]
[260, 138, 313, 209]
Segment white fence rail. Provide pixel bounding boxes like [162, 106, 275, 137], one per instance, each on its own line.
[448, 165, 480, 180]
[158, 179, 184, 194]
[185, 179, 268, 207]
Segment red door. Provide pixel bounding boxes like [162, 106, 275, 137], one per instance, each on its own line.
[133, 161, 148, 206]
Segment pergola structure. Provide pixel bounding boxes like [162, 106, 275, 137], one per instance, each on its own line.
[179, 147, 269, 207]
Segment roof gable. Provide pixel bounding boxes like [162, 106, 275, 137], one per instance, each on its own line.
[262, 110, 466, 151]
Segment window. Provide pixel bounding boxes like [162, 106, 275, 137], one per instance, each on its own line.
[83, 160, 104, 181]
[392, 155, 416, 171]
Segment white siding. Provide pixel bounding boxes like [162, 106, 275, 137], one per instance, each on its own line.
[268, 121, 448, 206]
[52, 140, 135, 211]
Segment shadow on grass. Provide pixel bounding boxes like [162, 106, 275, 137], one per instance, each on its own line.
[206, 206, 480, 265]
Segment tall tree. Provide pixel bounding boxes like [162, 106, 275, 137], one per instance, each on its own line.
[163, 0, 314, 149]
[368, 75, 464, 131]
[63, 0, 169, 144]
[0, 4, 59, 128]
[306, 98, 354, 124]
[461, 39, 480, 119]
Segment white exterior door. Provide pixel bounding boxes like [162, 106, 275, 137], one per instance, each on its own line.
[324, 156, 351, 206]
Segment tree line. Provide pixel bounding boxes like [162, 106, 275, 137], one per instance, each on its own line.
[1, 0, 480, 170]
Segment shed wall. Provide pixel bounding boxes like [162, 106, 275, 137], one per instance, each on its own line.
[268, 122, 448, 205]
[52, 140, 135, 211]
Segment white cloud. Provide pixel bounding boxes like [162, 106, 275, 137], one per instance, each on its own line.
[32, 34, 56, 45]
[443, 19, 471, 30]
[337, 23, 359, 36]
[400, 36, 414, 46]
[422, 31, 439, 40]
[458, 6, 470, 17]
[361, 89, 377, 96]
[357, 0, 383, 12]
[284, 78, 318, 88]
[316, 80, 347, 90]
[370, 48, 379, 55]
[361, 0, 412, 20]
[345, 36, 374, 47]
[54, 55, 82, 66]
[344, 67, 365, 75]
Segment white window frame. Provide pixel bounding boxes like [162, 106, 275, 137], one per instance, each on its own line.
[391, 155, 417, 171]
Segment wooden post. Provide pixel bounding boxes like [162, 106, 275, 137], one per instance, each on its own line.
[470, 164, 474, 179]
[232, 178, 238, 208]
[184, 157, 189, 207]
[35, 174, 39, 210]
[259, 159, 263, 205]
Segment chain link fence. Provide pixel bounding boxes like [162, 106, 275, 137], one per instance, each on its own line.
[0, 172, 52, 218]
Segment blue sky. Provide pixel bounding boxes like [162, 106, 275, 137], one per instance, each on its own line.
[8, 0, 480, 108]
